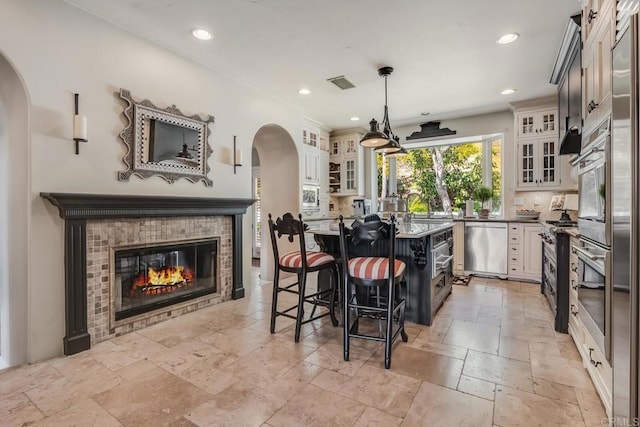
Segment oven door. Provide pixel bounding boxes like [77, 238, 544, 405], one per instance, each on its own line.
[575, 120, 609, 246]
[573, 238, 611, 359]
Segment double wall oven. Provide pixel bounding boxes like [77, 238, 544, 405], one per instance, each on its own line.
[573, 116, 611, 359]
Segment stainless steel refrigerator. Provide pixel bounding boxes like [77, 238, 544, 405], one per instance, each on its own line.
[611, 13, 639, 423]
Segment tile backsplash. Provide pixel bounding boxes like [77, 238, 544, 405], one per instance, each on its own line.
[508, 190, 578, 221]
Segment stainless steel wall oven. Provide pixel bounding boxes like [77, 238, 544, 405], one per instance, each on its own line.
[573, 238, 611, 359]
[575, 117, 610, 246]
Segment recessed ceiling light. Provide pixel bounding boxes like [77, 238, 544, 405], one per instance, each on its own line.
[501, 88, 516, 95]
[421, 112, 430, 116]
[350, 117, 360, 121]
[298, 88, 311, 95]
[497, 33, 519, 44]
[192, 28, 213, 40]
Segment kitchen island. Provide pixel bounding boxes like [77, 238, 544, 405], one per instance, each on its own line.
[310, 221, 454, 326]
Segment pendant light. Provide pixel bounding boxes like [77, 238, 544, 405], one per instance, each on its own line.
[360, 66, 403, 154]
[384, 136, 408, 157]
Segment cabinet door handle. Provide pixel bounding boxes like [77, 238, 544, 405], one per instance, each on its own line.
[588, 348, 602, 367]
[570, 304, 578, 316]
[587, 100, 599, 113]
[587, 9, 598, 24]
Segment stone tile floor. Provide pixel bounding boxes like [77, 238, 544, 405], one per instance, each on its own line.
[0, 270, 607, 426]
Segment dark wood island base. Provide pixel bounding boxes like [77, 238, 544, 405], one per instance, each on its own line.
[312, 222, 454, 326]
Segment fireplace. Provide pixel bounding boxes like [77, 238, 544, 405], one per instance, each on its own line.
[41, 193, 254, 355]
[114, 239, 219, 321]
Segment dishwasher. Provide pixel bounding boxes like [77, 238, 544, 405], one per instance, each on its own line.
[464, 222, 508, 278]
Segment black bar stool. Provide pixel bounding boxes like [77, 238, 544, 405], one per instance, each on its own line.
[338, 215, 408, 369]
[268, 213, 339, 342]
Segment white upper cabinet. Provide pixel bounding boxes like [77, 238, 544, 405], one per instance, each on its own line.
[513, 104, 576, 191]
[329, 131, 365, 196]
[581, 0, 614, 134]
[515, 110, 557, 139]
[516, 137, 560, 189]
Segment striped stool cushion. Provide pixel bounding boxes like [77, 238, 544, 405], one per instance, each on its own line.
[348, 257, 406, 280]
[279, 251, 335, 269]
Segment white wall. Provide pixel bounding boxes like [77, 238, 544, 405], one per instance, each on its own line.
[0, 51, 30, 367]
[0, 0, 307, 363]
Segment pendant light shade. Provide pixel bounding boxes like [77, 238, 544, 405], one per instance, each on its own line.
[360, 66, 406, 155]
[375, 135, 402, 154]
[360, 119, 389, 147]
[384, 137, 408, 157]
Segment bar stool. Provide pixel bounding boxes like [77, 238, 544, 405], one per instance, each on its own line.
[268, 212, 339, 342]
[338, 215, 408, 369]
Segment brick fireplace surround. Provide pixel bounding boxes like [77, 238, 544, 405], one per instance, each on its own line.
[42, 193, 254, 356]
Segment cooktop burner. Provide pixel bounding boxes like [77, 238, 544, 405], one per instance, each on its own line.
[545, 220, 577, 227]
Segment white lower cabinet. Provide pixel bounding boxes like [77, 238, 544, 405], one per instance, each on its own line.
[507, 222, 542, 282]
[569, 310, 612, 417]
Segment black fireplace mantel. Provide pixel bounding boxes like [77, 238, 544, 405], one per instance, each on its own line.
[41, 192, 254, 219]
[41, 192, 255, 355]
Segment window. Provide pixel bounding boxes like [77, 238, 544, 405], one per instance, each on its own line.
[388, 134, 503, 216]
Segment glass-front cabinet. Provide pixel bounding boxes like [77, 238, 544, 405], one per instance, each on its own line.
[517, 137, 559, 189]
[329, 131, 364, 196]
[516, 110, 556, 139]
[512, 104, 575, 191]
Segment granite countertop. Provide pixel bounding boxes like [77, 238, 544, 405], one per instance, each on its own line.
[309, 221, 454, 238]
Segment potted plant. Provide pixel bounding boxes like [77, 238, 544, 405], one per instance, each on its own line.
[475, 185, 493, 219]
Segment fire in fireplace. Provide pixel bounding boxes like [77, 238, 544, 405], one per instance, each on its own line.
[130, 265, 194, 297]
[114, 239, 218, 320]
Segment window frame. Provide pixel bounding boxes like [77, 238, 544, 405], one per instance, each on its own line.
[402, 132, 505, 217]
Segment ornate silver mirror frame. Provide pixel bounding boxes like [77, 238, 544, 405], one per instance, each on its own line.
[118, 88, 214, 186]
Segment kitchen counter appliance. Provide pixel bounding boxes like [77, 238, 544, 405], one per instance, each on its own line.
[463, 222, 507, 278]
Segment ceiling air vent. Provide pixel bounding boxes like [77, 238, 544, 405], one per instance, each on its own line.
[327, 75, 355, 90]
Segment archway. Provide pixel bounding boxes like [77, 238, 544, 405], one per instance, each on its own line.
[251, 124, 299, 281]
[0, 51, 29, 368]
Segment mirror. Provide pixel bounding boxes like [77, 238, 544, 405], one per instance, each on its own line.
[118, 88, 214, 186]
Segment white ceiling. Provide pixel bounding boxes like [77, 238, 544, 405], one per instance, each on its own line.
[64, 0, 581, 131]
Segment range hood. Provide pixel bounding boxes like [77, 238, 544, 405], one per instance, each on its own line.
[559, 125, 581, 155]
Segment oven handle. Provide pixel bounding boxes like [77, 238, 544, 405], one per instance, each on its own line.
[570, 145, 605, 167]
[435, 255, 454, 268]
[432, 239, 451, 251]
[571, 245, 605, 261]
[572, 245, 606, 276]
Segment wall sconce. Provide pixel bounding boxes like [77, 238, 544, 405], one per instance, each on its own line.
[72, 93, 88, 155]
[233, 135, 243, 174]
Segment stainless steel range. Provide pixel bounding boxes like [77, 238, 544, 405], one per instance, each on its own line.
[540, 220, 576, 333]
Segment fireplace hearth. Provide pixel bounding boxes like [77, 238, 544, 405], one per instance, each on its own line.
[115, 239, 219, 320]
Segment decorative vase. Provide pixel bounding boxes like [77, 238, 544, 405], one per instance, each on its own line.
[478, 208, 490, 219]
